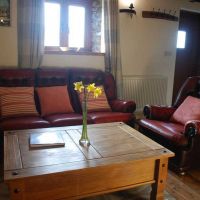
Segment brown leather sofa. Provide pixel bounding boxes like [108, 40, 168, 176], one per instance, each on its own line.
[138, 76, 200, 174]
[0, 68, 136, 131]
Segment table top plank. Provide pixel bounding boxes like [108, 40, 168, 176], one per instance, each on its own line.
[18, 130, 86, 168]
[4, 134, 22, 171]
[67, 129, 102, 159]
[119, 124, 164, 150]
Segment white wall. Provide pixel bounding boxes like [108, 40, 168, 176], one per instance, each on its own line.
[0, 0, 18, 66]
[119, 0, 200, 104]
[42, 54, 105, 70]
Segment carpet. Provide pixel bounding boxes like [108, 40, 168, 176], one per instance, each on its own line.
[0, 183, 175, 200]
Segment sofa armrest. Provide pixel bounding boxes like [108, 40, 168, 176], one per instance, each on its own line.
[109, 99, 136, 113]
[184, 120, 200, 138]
[143, 105, 176, 121]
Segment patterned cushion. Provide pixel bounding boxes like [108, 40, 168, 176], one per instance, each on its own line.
[36, 86, 74, 117]
[78, 86, 111, 112]
[0, 87, 38, 118]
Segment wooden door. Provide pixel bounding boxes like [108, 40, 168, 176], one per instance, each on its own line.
[173, 10, 200, 103]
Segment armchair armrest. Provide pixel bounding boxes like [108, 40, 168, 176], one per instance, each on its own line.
[109, 99, 136, 113]
[184, 120, 200, 138]
[143, 105, 176, 121]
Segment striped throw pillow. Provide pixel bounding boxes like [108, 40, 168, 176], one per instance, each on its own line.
[0, 87, 38, 118]
[78, 86, 111, 112]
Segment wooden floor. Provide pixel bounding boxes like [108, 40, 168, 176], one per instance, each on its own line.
[0, 169, 200, 200]
[166, 169, 200, 200]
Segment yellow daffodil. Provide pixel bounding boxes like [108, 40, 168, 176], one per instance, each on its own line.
[74, 81, 84, 92]
[94, 87, 102, 98]
[87, 83, 96, 93]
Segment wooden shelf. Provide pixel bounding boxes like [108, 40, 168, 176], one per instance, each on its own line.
[142, 11, 178, 21]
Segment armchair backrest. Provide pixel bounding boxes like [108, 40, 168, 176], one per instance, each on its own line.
[173, 76, 200, 108]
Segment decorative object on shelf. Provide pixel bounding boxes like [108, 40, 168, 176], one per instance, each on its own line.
[119, 3, 136, 18]
[142, 8, 178, 22]
[74, 81, 102, 147]
[0, 0, 10, 26]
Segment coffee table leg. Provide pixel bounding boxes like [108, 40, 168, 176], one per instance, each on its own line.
[7, 180, 25, 200]
[150, 158, 168, 200]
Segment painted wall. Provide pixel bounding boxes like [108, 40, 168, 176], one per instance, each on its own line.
[119, 0, 200, 104]
[0, 0, 18, 66]
[1, 0, 200, 104]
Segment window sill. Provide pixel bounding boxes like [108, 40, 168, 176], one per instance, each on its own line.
[44, 50, 105, 56]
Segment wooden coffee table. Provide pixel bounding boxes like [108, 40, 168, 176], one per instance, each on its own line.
[4, 122, 174, 200]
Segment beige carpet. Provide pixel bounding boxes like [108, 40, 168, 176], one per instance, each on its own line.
[0, 183, 175, 200]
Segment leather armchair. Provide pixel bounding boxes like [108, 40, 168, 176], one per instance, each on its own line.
[138, 76, 200, 174]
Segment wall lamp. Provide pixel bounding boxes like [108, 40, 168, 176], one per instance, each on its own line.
[119, 3, 136, 18]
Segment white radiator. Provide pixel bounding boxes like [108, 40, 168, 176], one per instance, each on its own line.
[123, 76, 168, 111]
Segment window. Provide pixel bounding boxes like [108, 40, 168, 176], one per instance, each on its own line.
[177, 30, 186, 49]
[44, 0, 92, 52]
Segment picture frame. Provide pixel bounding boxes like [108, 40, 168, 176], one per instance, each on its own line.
[0, 0, 10, 26]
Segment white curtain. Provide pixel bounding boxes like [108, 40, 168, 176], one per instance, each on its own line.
[18, 0, 44, 68]
[104, 0, 123, 99]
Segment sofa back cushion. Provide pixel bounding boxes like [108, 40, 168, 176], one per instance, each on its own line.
[36, 86, 74, 117]
[36, 68, 69, 87]
[0, 87, 38, 118]
[69, 68, 105, 113]
[0, 69, 35, 87]
[104, 73, 117, 101]
[78, 86, 111, 112]
[170, 96, 200, 125]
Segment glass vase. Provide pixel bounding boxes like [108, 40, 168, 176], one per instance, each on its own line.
[79, 100, 90, 147]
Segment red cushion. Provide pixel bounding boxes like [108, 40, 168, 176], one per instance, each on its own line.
[171, 96, 200, 125]
[78, 86, 111, 112]
[36, 86, 74, 117]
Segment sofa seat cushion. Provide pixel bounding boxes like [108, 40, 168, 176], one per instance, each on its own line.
[45, 113, 93, 127]
[88, 112, 134, 124]
[0, 117, 50, 130]
[138, 119, 187, 146]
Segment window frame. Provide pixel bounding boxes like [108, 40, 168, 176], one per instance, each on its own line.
[44, 0, 92, 53]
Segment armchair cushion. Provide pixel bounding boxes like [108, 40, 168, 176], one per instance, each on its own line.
[138, 119, 188, 146]
[170, 96, 200, 125]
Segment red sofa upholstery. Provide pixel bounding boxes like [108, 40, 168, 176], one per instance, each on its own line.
[138, 76, 200, 174]
[0, 68, 136, 130]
